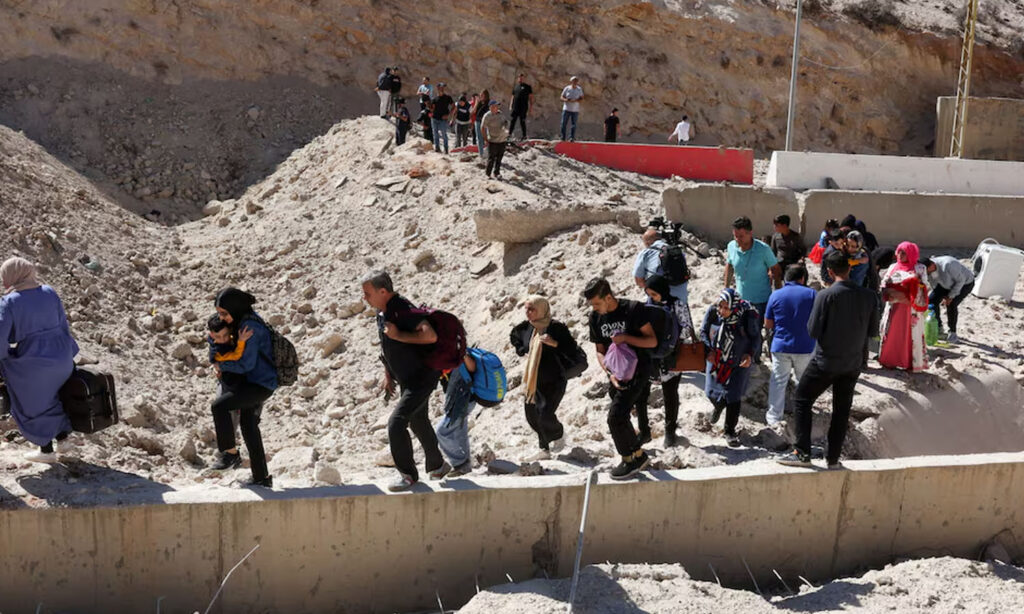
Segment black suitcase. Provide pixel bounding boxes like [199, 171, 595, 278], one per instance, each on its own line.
[59, 367, 119, 434]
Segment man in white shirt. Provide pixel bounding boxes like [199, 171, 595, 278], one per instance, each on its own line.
[668, 115, 693, 145]
[559, 76, 584, 142]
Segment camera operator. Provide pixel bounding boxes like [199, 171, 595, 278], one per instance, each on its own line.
[632, 218, 690, 304]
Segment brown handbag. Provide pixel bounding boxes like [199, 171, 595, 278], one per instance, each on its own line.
[672, 329, 707, 373]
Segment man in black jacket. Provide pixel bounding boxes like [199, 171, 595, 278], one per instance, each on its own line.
[778, 251, 880, 469]
[362, 270, 448, 491]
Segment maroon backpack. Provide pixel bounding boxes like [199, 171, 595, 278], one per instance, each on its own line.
[409, 305, 468, 371]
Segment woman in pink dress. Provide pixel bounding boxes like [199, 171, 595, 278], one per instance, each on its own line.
[878, 242, 929, 371]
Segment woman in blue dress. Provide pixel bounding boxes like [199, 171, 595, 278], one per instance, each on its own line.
[0, 257, 78, 463]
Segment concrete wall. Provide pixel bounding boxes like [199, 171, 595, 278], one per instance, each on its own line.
[2, 454, 1023, 613]
[662, 184, 799, 244]
[936, 96, 1024, 161]
[803, 190, 1024, 249]
[474, 207, 641, 243]
[767, 151, 1024, 196]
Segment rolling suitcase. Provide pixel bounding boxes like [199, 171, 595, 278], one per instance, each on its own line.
[59, 367, 119, 434]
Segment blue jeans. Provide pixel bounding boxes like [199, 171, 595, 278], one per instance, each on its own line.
[474, 119, 485, 158]
[767, 352, 812, 424]
[560, 111, 579, 141]
[435, 367, 474, 467]
[431, 118, 450, 152]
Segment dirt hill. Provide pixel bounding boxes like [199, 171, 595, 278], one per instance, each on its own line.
[2, 0, 1023, 217]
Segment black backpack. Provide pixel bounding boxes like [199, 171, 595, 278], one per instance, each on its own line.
[643, 304, 680, 360]
[558, 343, 589, 380]
[59, 367, 119, 434]
[250, 315, 299, 387]
[659, 243, 691, 284]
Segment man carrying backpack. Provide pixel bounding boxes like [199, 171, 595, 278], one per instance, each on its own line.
[633, 227, 690, 305]
[584, 278, 656, 480]
[361, 270, 449, 492]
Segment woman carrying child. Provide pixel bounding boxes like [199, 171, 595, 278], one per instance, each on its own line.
[208, 288, 277, 487]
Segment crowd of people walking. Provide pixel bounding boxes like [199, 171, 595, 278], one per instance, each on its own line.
[1, 206, 978, 487]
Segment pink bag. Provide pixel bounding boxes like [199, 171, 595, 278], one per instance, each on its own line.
[605, 342, 638, 382]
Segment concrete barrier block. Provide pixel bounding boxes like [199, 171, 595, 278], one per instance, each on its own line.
[768, 151, 1024, 196]
[474, 207, 642, 243]
[803, 190, 1024, 249]
[555, 141, 755, 183]
[662, 184, 799, 244]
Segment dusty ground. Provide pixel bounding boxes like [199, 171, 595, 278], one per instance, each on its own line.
[1, 116, 1023, 510]
[457, 557, 1024, 613]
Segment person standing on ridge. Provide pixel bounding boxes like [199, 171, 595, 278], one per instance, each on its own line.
[668, 114, 693, 144]
[430, 83, 455, 154]
[604, 108, 620, 143]
[508, 73, 534, 141]
[560, 76, 584, 141]
[375, 67, 394, 118]
[481, 100, 509, 180]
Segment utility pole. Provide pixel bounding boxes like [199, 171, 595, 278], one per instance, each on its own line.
[784, 0, 804, 151]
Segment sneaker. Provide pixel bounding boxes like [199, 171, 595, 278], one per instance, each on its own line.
[428, 461, 452, 480]
[777, 449, 813, 468]
[664, 430, 679, 448]
[637, 429, 652, 445]
[724, 431, 741, 447]
[947, 332, 960, 343]
[248, 475, 274, 488]
[210, 451, 241, 472]
[826, 461, 845, 471]
[446, 461, 473, 478]
[24, 450, 58, 464]
[524, 449, 552, 462]
[610, 451, 650, 481]
[708, 404, 724, 425]
[387, 473, 417, 492]
[548, 437, 566, 454]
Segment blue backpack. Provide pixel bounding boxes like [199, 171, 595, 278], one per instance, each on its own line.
[464, 347, 507, 407]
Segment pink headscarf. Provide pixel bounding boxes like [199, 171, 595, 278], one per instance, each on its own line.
[893, 242, 920, 273]
[0, 257, 41, 294]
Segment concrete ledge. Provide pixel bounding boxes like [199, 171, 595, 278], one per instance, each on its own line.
[768, 151, 1024, 196]
[803, 189, 1024, 248]
[473, 207, 641, 243]
[662, 184, 799, 244]
[555, 141, 754, 183]
[2, 453, 1022, 613]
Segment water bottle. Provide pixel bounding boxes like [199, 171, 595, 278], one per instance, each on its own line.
[925, 305, 939, 346]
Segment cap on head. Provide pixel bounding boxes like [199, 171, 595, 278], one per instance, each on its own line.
[570, 76, 579, 82]
[489, 100, 500, 107]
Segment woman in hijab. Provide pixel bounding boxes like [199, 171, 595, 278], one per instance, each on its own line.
[209, 287, 278, 487]
[878, 242, 929, 372]
[510, 296, 582, 462]
[0, 257, 77, 463]
[700, 288, 761, 446]
[638, 274, 694, 447]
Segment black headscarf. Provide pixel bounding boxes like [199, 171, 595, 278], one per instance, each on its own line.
[215, 288, 257, 330]
[644, 274, 674, 305]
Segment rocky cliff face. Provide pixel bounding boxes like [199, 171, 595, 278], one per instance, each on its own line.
[1, 0, 1022, 213]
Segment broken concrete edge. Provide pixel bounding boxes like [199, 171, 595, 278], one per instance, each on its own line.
[473, 207, 642, 243]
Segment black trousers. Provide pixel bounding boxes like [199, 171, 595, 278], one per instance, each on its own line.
[525, 378, 567, 450]
[636, 373, 682, 433]
[388, 373, 444, 481]
[792, 360, 860, 465]
[508, 113, 527, 139]
[486, 141, 507, 177]
[607, 373, 650, 456]
[929, 282, 973, 334]
[396, 124, 409, 146]
[212, 383, 274, 481]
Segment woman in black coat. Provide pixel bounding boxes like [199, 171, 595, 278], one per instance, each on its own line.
[510, 296, 584, 461]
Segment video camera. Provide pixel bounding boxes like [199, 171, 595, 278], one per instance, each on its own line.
[648, 216, 684, 246]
